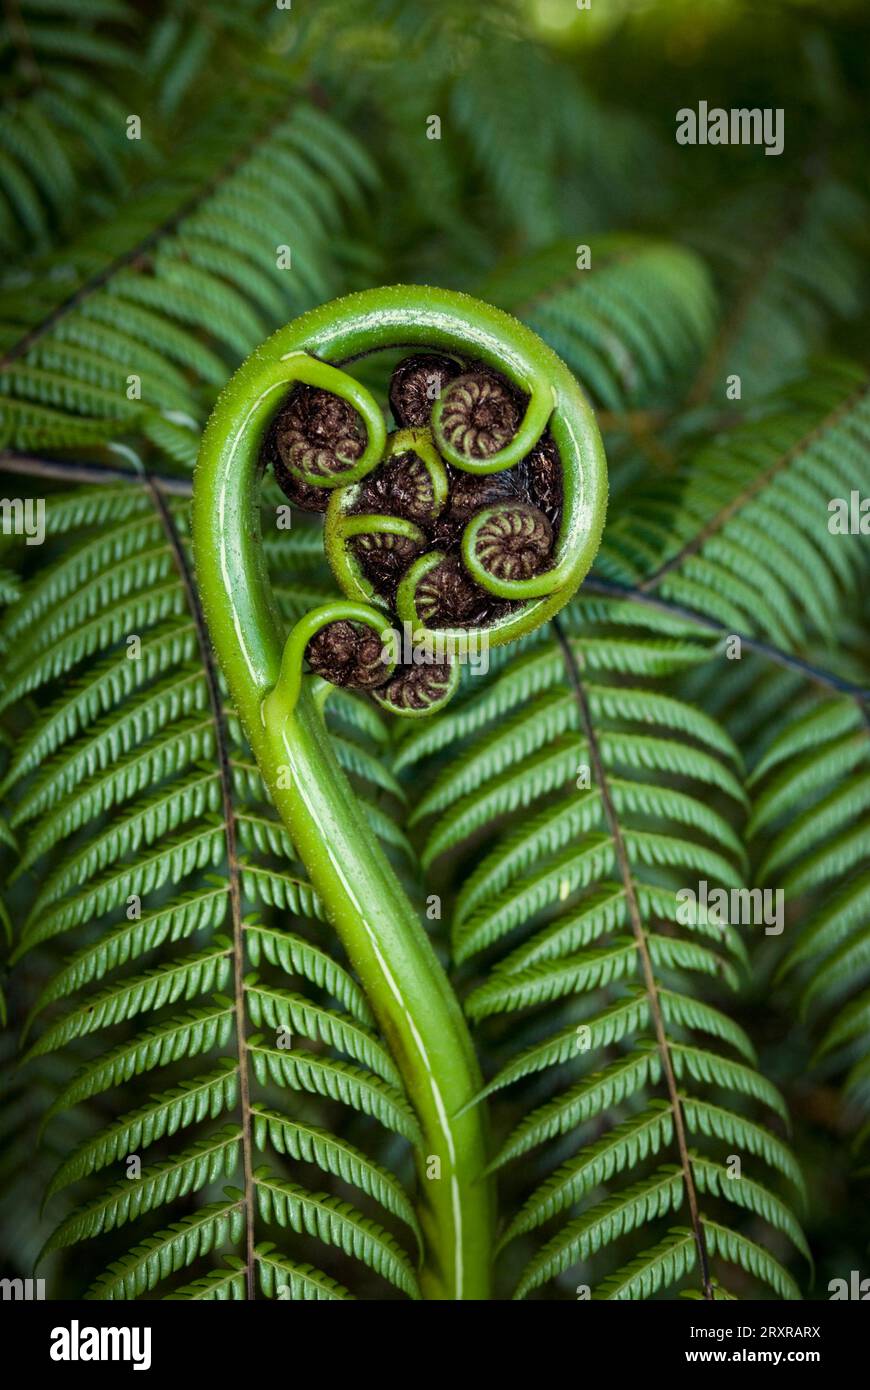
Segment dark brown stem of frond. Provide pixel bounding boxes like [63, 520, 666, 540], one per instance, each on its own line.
[582, 575, 870, 707]
[553, 615, 714, 1301]
[4, 449, 864, 709]
[0, 103, 295, 372]
[438, 368, 523, 458]
[0, 450, 195, 495]
[639, 378, 870, 592]
[305, 620, 391, 689]
[271, 385, 365, 484]
[146, 474, 256, 1300]
[389, 352, 461, 427]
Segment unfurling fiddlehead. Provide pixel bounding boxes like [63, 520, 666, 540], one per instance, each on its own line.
[193, 286, 607, 1299]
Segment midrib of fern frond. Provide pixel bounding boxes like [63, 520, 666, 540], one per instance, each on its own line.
[583, 576, 870, 706]
[142, 473, 257, 1299]
[637, 375, 870, 596]
[0, 99, 291, 375]
[686, 182, 807, 410]
[551, 615, 714, 1300]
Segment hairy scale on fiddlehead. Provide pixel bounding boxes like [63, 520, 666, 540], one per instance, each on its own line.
[434, 368, 524, 459]
[193, 285, 607, 1300]
[273, 384, 367, 483]
[471, 503, 554, 581]
[304, 619, 393, 689]
[388, 352, 462, 428]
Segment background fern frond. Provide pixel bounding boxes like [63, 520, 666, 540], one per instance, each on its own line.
[1, 486, 421, 1298]
[402, 595, 806, 1299]
[2, 0, 869, 1302]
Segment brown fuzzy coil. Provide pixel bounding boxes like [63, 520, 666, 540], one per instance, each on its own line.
[351, 530, 424, 605]
[354, 450, 441, 525]
[473, 504, 554, 581]
[389, 353, 462, 428]
[427, 465, 525, 552]
[268, 455, 327, 517]
[265, 353, 568, 652]
[272, 384, 366, 483]
[437, 368, 523, 459]
[525, 432, 563, 527]
[305, 620, 390, 689]
[375, 660, 454, 712]
[414, 554, 507, 628]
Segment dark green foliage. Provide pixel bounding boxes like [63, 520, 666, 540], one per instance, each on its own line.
[1, 0, 868, 1301]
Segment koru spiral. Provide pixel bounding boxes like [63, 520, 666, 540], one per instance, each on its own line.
[198, 285, 607, 722]
[192, 286, 608, 1300]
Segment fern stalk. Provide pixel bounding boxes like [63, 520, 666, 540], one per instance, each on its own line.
[553, 616, 714, 1298]
[254, 679, 493, 1298]
[192, 478, 494, 1296]
[146, 475, 258, 1300]
[193, 285, 608, 1296]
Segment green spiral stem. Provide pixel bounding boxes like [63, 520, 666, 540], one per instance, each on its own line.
[193, 285, 607, 1300]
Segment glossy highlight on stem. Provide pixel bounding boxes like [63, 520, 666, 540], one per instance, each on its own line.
[193, 285, 607, 1300]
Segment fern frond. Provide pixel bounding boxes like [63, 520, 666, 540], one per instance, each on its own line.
[514, 1167, 684, 1299]
[252, 1107, 422, 1250]
[24, 944, 232, 1060]
[245, 981, 402, 1088]
[249, 1042, 420, 1146]
[45, 1002, 236, 1119]
[85, 1200, 245, 1300]
[0, 102, 377, 452]
[594, 1228, 696, 1301]
[254, 1244, 352, 1301]
[0, 481, 419, 1300]
[40, 1126, 242, 1259]
[167, 1257, 247, 1301]
[402, 594, 804, 1300]
[601, 363, 870, 647]
[481, 232, 715, 411]
[253, 1171, 420, 1299]
[28, 887, 229, 1019]
[45, 1061, 240, 1201]
[753, 696, 870, 1132]
[689, 179, 868, 402]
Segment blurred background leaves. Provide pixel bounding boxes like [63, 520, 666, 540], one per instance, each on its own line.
[0, 0, 868, 1298]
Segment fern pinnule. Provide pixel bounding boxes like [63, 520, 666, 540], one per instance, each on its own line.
[404, 598, 805, 1299]
[2, 491, 416, 1298]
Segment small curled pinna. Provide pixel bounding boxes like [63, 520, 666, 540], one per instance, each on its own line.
[193, 287, 607, 1300]
[253, 289, 606, 717]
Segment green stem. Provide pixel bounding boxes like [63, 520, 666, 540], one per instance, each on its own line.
[259, 677, 492, 1298]
[192, 285, 607, 1298]
[190, 291, 520, 1299]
